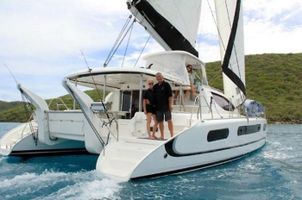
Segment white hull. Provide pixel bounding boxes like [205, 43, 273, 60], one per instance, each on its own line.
[96, 116, 266, 181]
[0, 122, 86, 156]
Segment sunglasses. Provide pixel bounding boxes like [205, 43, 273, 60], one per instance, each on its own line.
[148, 82, 154, 85]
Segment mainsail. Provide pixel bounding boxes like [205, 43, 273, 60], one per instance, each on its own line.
[214, 0, 246, 107]
[127, 0, 202, 57]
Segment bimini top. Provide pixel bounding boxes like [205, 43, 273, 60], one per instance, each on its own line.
[143, 51, 205, 85]
[66, 51, 206, 90]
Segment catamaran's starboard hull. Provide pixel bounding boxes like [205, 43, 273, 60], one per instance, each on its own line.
[97, 117, 266, 181]
[130, 118, 266, 180]
[130, 137, 265, 180]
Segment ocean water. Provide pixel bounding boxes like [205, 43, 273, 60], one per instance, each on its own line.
[0, 122, 301, 200]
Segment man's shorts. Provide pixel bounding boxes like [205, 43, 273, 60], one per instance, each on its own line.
[156, 110, 172, 122]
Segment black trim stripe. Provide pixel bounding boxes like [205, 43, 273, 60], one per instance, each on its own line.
[132, 0, 199, 57]
[70, 71, 178, 87]
[11, 148, 88, 157]
[75, 71, 155, 79]
[221, 0, 246, 95]
[131, 145, 264, 180]
[165, 137, 265, 157]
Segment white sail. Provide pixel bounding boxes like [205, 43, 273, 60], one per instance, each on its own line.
[214, 0, 246, 107]
[127, 0, 202, 57]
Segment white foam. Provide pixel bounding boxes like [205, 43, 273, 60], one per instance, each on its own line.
[263, 151, 294, 160]
[0, 171, 67, 189]
[47, 178, 120, 200]
[0, 170, 71, 199]
[31, 171, 121, 200]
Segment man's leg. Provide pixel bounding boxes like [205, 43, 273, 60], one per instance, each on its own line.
[159, 122, 164, 139]
[165, 111, 174, 138]
[156, 111, 164, 140]
[167, 120, 174, 138]
[146, 113, 152, 138]
[151, 114, 158, 139]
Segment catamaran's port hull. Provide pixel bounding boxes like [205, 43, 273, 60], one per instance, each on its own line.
[0, 122, 87, 157]
[9, 135, 87, 156]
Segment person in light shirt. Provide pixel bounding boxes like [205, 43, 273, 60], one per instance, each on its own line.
[143, 79, 157, 139]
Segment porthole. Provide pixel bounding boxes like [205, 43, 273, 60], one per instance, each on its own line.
[238, 124, 261, 136]
[207, 129, 229, 142]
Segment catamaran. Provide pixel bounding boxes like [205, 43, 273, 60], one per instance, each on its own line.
[0, 0, 266, 181]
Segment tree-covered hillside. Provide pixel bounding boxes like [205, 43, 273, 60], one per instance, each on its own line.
[206, 53, 302, 123]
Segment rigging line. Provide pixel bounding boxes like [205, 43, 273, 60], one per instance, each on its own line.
[79, 50, 110, 121]
[80, 50, 91, 70]
[133, 35, 151, 68]
[104, 19, 136, 67]
[206, 0, 228, 84]
[3, 63, 18, 85]
[20, 91, 37, 144]
[121, 19, 135, 68]
[80, 50, 101, 98]
[3, 64, 37, 142]
[206, 0, 227, 51]
[224, 0, 245, 102]
[104, 15, 132, 67]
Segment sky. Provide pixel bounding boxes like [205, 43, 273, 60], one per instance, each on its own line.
[0, 0, 301, 101]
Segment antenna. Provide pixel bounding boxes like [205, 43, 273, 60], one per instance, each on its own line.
[3, 63, 18, 85]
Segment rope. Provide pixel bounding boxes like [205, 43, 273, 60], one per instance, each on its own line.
[21, 93, 38, 145]
[103, 15, 134, 67]
[121, 19, 135, 67]
[133, 35, 151, 68]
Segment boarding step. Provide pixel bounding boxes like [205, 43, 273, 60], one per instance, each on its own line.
[99, 138, 165, 179]
[100, 158, 139, 178]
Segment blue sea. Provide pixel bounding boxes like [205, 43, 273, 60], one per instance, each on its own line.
[0, 122, 301, 200]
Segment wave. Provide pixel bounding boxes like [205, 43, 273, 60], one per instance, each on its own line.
[40, 176, 121, 200]
[0, 170, 121, 200]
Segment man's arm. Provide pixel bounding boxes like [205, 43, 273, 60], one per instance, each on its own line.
[143, 99, 147, 114]
[167, 83, 173, 111]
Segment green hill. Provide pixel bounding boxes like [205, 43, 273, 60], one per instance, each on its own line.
[0, 100, 24, 112]
[0, 53, 301, 123]
[206, 53, 302, 123]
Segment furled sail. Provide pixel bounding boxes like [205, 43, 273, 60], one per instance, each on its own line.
[214, 0, 246, 107]
[127, 0, 202, 57]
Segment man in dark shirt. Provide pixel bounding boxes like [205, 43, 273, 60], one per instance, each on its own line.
[153, 72, 174, 139]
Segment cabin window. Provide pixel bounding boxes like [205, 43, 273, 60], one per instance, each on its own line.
[121, 91, 131, 112]
[120, 90, 141, 118]
[238, 124, 261, 136]
[207, 129, 229, 142]
[211, 92, 235, 111]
